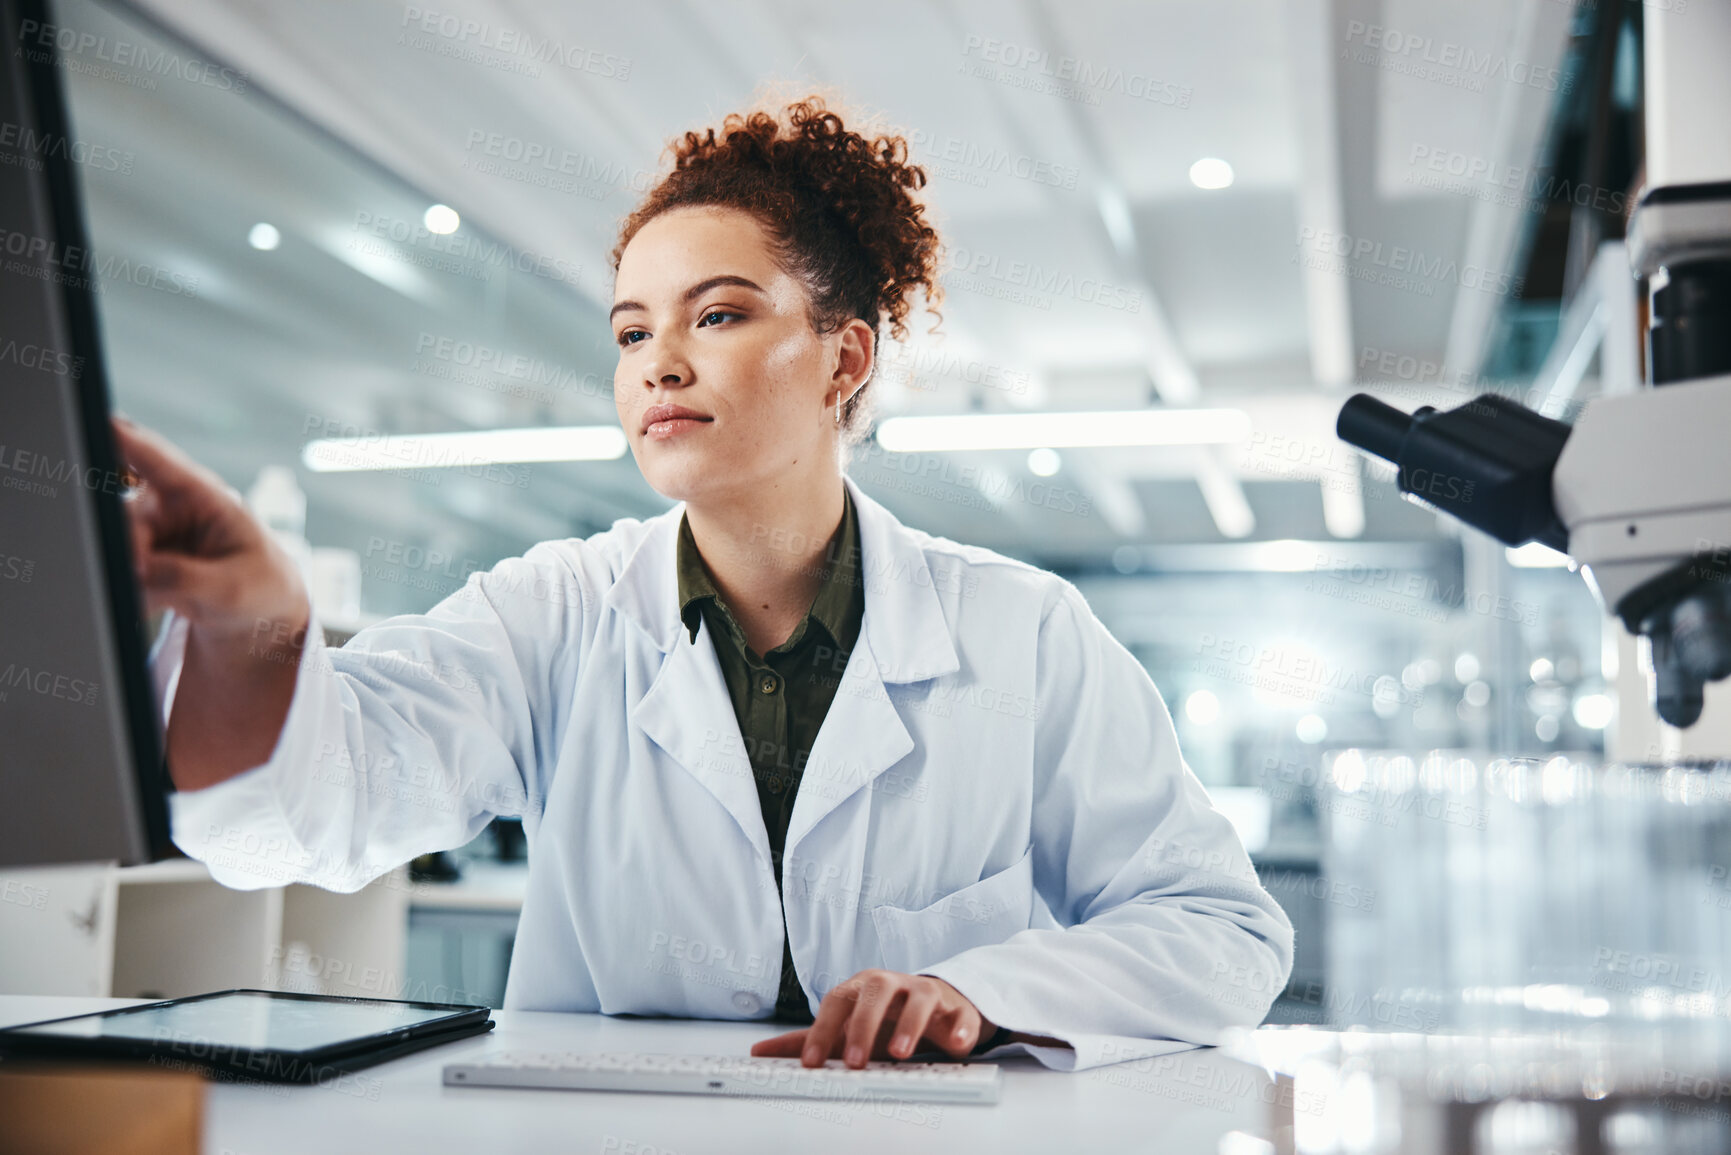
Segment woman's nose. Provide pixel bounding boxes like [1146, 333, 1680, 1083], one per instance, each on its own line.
[639, 346, 689, 389]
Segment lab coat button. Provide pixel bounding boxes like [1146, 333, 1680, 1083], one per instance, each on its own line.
[732, 991, 761, 1013]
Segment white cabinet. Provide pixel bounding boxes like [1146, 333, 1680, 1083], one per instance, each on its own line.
[0, 859, 407, 1001]
[0, 864, 117, 998]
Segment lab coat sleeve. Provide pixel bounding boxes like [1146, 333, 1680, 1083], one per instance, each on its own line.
[918, 581, 1295, 1071]
[152, 543, 583, 892]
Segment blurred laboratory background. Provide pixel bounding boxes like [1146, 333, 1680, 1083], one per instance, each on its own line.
[0, 0, 1690, 1035]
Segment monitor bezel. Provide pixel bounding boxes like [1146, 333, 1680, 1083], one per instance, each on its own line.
[5, 0, 173, 863]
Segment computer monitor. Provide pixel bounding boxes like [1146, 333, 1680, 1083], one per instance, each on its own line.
[0, 0, 171, 866]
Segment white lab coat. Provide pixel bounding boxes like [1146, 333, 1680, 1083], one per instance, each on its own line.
[151, 472, 1293, 1070]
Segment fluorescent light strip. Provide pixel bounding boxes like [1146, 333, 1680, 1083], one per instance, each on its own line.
[303, 426, 628, 472]
[874, 409, 1251, 453]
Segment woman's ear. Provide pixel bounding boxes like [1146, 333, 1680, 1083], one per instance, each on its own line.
[832, 317, 875, 393]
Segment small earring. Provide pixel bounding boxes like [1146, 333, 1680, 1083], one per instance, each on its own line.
[834, 393, 844, 425]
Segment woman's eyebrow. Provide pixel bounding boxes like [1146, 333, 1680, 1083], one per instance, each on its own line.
[609, 274, 766, 322]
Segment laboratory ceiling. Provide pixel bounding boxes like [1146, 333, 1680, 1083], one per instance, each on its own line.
[80, 0, 1576, 574]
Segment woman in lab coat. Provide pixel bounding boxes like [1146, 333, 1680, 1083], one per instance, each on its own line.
[115, 95, 1293, 1073]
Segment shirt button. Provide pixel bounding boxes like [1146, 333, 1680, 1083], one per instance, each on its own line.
[732, 991, 761, 1014]
[758, 673, 778, 695]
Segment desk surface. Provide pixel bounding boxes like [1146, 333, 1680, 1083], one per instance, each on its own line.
[0, 996, 1279, 1155]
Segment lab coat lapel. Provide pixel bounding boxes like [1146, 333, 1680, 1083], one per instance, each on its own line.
[607, 506, 771, 865]
[783, 475, 959, 856]
[781, 630, 912, 855]
[632, 618, 771, 864]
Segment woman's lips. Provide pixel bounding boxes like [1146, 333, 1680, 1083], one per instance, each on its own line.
[642, 403, 712, 439]
[645, 416, 711, 440]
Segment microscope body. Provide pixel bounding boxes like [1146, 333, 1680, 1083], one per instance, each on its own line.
[1552, 375, 1731, 614]
[1553, 376, 1731, 725]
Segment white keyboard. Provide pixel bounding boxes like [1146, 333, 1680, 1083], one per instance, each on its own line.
[442, 1051, 1002, 1104]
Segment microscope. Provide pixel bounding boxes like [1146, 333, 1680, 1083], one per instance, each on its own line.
[1338, 368, 1731, 727]
[1335, 6, 1731, 728]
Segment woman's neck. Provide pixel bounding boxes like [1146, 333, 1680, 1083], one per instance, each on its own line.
[683, 471, 848, 655]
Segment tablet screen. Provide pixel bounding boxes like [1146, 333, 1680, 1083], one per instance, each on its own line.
[10, 992, 468, 1054]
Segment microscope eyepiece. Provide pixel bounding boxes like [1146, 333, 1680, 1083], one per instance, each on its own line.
[1335, 395, 1413, 465]
[1335, 392, 1571, 552]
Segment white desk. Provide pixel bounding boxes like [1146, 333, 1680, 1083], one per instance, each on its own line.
[0, 996, 1280, 1154]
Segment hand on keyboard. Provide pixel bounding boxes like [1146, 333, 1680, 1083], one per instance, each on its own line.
[750, 969, 993, 1069]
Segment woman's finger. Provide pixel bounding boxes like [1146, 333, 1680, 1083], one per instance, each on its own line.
[841, 973, 902, 1068]
[122, 488, 156, 575]
[110, 417, 203, 498]
[800, 982, 859, 1067]
[889, 983, 942, 1059]
[137, 551, 224, 621]
[748, 1029, 809, 1058]
[927, 1001, 981, 1058]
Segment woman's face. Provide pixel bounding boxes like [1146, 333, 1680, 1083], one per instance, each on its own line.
[611, 205, 868, 507]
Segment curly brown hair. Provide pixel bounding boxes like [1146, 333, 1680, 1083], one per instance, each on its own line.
[610, 92, 945, 444]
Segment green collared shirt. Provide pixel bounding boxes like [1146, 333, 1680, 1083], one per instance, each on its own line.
[676, 487, 865, 1023]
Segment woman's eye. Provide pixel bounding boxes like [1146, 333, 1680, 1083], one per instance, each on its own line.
[617, 311, 736, 346]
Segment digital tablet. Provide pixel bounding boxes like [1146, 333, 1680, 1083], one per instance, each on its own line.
[0, 989, 494, 1083]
